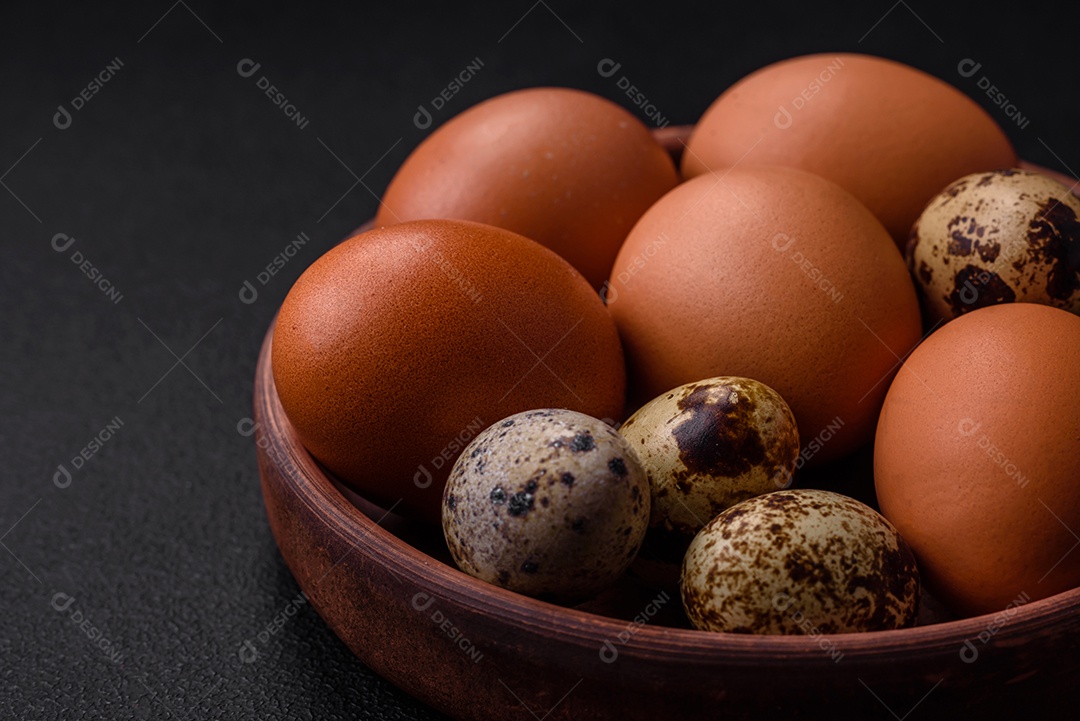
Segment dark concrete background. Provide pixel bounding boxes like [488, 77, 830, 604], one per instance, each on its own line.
[2, 2, 1076, 719]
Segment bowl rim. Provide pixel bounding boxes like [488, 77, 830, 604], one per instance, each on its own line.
[256, 322, 1080, 663]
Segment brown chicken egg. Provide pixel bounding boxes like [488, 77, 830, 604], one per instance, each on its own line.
[908, 168, 1080, 323]
[376, 87, 679, 290]
[683, 53, 1016, 246]
[608, 165, 921, 466]
[272, 219, 626, 524]
[875, 303, 1080, 616]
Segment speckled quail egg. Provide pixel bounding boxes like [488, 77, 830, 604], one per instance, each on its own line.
[681, 489, 920, 634]
[442, 409, 650, 603]
[908, 168, 1080, 324]
[619, 377, 800, 585]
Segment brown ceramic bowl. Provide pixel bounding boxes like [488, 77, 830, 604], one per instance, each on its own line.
[255, 127, 1080, 720]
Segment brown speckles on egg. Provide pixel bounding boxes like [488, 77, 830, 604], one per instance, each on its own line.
[977, 241, 1001, 263]
[946, 216, 976, 256]
[680, 489, 920, 634]
[672, 384, 765, 479]
[941, 177, 969, 201]
[907, 231, 922, 260]
[507, 491, 534, 517]
[946, 265, 1015, 315]
[621, 377, 800, 585]
[442, 409, 650, 603]
[910, 168, 1080, 323]
[1027, 197, 1080, 301]
[571, 433, 596, 452]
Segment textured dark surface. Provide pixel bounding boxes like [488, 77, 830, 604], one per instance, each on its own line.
[1, 2, 1077, 719]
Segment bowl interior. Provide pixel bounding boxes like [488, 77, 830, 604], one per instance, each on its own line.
[256, 326, 1080, 657]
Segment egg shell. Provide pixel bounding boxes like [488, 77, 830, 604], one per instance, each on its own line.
[681, 489, 920, 634]
[874, 303, 1080, 616]
[376, 87, 679, 290]
[442, 409, 650, 602]
[620, 376, 800, 576]
[683, 53, 1017, 245]
[272, 220, 626, 524]
[908, 168, 1080, 323]
[608, 166, 922, 465]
